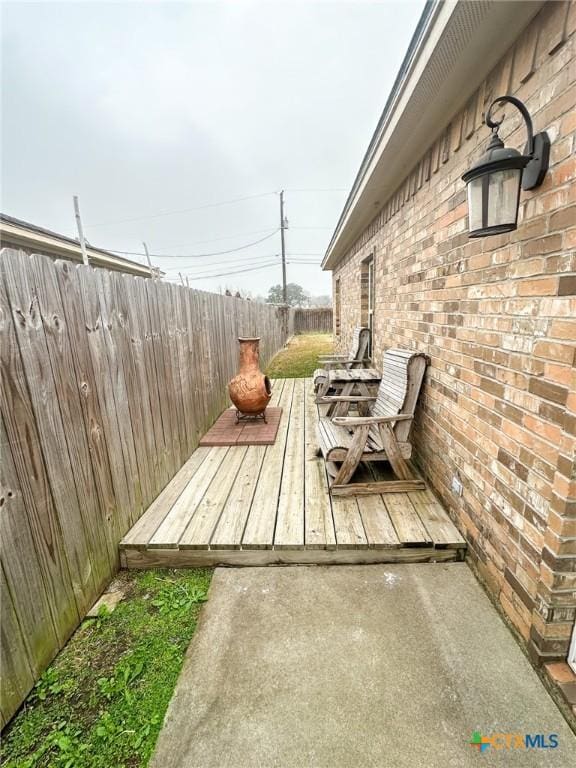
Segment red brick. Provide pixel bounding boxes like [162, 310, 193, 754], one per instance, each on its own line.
[522, 236, 563, 257]
[533, 341, 575, 364]
[551, 157, 576, 186]
[545, 663, 576, 685]
[332, 6, 576, 666]
[517, 277, 559, 296]
[549, 205, 576, 232]
[558, 275, 576, 296]
[549, 319, 576, 339]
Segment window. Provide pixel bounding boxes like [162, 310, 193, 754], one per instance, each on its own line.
[334, 278, 341, 336]
[360, 254, 375, 356]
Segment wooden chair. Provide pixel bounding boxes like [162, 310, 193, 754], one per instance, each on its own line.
[313, 326, 371, 397]
[316, 348, 428, 495]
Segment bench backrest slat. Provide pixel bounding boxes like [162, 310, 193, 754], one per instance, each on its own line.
[370, 349, 428, 441]
[347, 326, 371, 364]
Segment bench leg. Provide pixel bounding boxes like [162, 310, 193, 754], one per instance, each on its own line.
[378, 423, 414, 481]
[332, 381, 355, 418]
[331, 424, 370, 486]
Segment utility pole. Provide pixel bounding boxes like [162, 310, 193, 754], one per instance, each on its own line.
[73, 196, 89, 266]
[280, 190, 287, 304]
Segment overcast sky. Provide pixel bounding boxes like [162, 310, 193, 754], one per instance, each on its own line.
[1, 0, 424, 297]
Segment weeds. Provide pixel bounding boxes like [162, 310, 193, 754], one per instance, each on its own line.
[1, 568, 212, 768]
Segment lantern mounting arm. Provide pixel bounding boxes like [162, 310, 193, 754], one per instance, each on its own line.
[484, 95, 549, 190]
[485, 95, 534, 155]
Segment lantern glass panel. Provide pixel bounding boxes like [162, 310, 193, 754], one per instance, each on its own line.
[467, 177, 484, 233]
[467, 168, 523, 235]
[487, 168, 522, 229]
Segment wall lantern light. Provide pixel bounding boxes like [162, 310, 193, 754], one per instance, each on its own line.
[462, 95, 550, 238]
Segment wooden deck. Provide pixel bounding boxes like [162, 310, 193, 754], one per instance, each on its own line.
[120, 378, 466, 567]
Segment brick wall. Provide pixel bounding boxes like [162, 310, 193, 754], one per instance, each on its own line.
[332, 1, 576, 663]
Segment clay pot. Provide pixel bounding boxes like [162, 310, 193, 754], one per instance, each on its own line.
[228, 337, 272, 416]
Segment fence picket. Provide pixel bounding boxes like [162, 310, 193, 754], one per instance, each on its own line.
[2, 252, 96, 613]
[54, 260, 119, 566]
[0, 247, 295, 726]
[31, 253, 112, 591]
[0, 419, 59, 674]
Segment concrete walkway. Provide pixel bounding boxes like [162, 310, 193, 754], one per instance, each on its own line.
[151, 564, 576, 768]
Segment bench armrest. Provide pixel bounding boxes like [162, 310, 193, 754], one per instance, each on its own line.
[318, 354, 348, 362]
[332, 413, 413, 426]
[317, 396, 377, 403]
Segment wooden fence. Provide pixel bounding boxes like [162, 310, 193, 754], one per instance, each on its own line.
[0, 248, 291, 726]
[292, 307, 333, 334]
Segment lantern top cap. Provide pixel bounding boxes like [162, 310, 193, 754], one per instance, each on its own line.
[462, 130, 530, 184]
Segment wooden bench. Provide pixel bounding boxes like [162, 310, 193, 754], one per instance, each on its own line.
[316, 368, 383, 415]
[316, 348, 429, 495]
[313, 326, 371, 398]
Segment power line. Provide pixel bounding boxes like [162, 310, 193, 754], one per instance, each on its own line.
[163, 253, 279, 269]
[85, 188, 347, 229]
[284, 188, 348, 193]
[133, 227, 277, 250]
[165, 254, 321, 275]
[164, 254, 279, 272]
[182, 260, 280, 281]
[85, 191, 278, 228]
[108, 229, 279, 258]
[163, 254, 320, 272]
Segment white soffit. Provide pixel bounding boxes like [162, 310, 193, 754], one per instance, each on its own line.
[323, 0, 545, 270]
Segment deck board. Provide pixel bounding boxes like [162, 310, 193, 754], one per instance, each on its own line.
[304, 382, 336, 549]
[179, 446, 248, 549]
[121, 448, 211, 549]
[120, 378, 467, 566]
[357, 495, 401, 549]
[210, 445, 267, 549]
[274, 379, 305, 549]
[242, 379, 295, 549]
[148, 447, 229, 548]
[209, 380, 286, 549]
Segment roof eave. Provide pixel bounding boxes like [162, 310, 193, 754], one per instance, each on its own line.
[0, 217, 160, 278]
[322, 0, 545, 271]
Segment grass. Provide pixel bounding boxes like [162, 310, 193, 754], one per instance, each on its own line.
[265, 333, 334, 378]
[0, 569, 212, 768]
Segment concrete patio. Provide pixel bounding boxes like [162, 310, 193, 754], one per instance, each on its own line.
[150, 564, 576, 767]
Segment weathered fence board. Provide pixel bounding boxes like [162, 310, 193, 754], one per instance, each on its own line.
[0, 568, 34, 729]
[32, 254, 112, 592]
[0, 248, 291, 725]
[2, 252, 95, 614]
[0, 262, 80, 655]
[292, 306, 332, 334]
[54, 260, 120, 565]
[0, 420, 59, 676]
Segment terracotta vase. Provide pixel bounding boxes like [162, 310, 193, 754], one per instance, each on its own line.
[228, 337, 272, 417]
